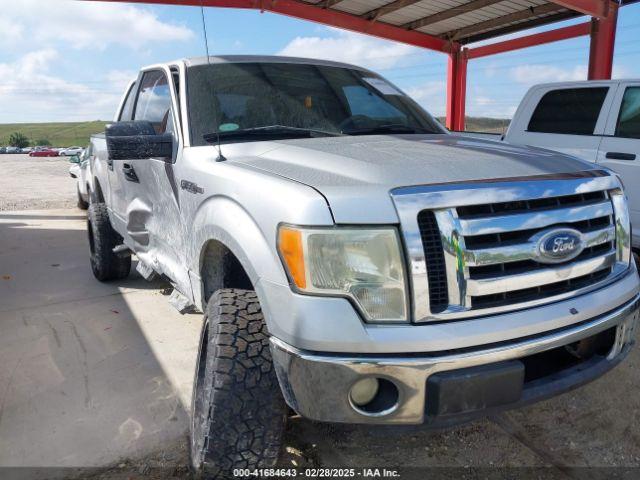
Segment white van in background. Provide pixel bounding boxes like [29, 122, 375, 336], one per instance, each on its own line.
[475, 80, 640, 248]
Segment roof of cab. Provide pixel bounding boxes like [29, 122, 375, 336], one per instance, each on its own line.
[181, 55, 371, 73]
[531, 79, 640, 89]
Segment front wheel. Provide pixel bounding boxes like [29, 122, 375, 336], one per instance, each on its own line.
[190, 289, 287, 479]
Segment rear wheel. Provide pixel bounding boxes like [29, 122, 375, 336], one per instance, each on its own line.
[77, 185, 89, 210]
[190, 289, 287, 479]
[87, 203, 130, 281]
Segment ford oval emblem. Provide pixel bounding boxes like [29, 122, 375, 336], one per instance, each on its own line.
[534, 228, 585, 264]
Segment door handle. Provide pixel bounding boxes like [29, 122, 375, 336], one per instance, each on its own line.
[123, 163, 139, 183]
[605, 152, 636, 161]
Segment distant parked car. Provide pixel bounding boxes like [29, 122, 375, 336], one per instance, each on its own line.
[60, 146, 84, 156]
[20, 147, 33, 154]
[0, 147, 6, 154]
[5, 146, 21, 154]
[68, 146, 92, 209]
[29, 148, 58, 157]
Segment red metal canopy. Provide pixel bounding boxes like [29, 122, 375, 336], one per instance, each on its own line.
[89, 0, 632, 130]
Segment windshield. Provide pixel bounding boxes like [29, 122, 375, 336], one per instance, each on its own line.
[186, 62, 445, 146]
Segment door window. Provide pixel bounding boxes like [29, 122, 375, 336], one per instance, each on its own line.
[615, 87, 640, 139]
[134, 71, 173, 134]
[528, 87, 608, 135]
[118, 82, 137, 121]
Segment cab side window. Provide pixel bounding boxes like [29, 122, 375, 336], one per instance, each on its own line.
[616, 87, 640, 139]
[134, 71, 173, 134]
[528, 87, 608, 135]
[118, 82, 137, 121]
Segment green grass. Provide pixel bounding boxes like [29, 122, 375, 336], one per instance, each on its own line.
[0, 121, 108, 147]
[436, 116, 511, 133]
[0, 117, 512, 147]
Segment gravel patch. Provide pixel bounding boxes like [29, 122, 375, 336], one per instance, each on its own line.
[0, 154, 77, 211]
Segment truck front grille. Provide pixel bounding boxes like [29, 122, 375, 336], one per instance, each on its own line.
[390, 172, 630, 322]
[417, 210, 449, 313]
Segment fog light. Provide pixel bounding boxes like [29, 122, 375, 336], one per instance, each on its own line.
[349, 378, 379, 406]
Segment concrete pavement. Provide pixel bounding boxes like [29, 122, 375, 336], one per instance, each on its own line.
[1, 207, 640, 476]
[0, 210, 201, 468]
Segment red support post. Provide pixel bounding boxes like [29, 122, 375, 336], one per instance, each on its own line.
[588, 2, 618, 80]
[446, 48, 467, 131]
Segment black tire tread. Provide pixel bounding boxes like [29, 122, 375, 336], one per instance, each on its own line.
[88, 202, 130, 281]
[192, 289, 286, 479]
[77, 185, 89, 210]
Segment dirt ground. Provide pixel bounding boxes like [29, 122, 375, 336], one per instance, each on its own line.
[0, 154, 76, 211]
[1, 154, 639, 479]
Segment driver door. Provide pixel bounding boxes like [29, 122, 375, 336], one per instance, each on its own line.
[122, 68, 190, 293]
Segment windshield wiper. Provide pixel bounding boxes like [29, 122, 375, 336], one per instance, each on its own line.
[203, 125, 342, 143]
[342, 124, 436, 136]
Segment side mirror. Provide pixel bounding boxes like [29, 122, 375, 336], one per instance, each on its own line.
[106, 120, 173, 161]
[69, 155, 80, 164]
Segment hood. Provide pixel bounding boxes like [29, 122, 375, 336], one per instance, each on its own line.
[231, 134, 598, 224]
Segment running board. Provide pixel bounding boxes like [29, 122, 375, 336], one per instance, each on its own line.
[136, 261, 157, 281]
[168, 288, 196, 314]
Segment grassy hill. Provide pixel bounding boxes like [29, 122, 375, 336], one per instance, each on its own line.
[0, 121, 108, 147]
[0, 117, 512, 147]
[436, 116, 511, 133]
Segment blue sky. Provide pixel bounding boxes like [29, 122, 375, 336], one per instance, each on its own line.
[1, 0, 639, 123]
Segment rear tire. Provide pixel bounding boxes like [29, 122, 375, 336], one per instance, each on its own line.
[87, 203, 130, 281]
[77, 185, 89, 210]
[190, 289, 287, 479]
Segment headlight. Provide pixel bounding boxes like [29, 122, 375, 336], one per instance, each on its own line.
[277, 226, 408, 322]
[610, 188, 632, 267]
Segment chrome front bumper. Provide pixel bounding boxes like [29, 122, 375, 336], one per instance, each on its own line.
[271, 294, 639, 425]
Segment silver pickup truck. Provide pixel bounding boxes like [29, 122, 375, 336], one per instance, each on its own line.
[88, 56, 639, 478]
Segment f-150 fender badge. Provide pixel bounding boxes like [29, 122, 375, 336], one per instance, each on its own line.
[180, 180, 204, 194]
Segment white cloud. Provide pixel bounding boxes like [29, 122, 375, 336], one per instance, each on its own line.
[510, 64, 588, 85]
[107, 70, 138, 90]
[510, 63, 631, 86]
[474, 96, 492, 106]
[279, 29, 425, 71]
[0, 49, 130, 122]
[0, 17, 24, 47]
[2, 0, 193, 50]
[405, 81, 446, 116]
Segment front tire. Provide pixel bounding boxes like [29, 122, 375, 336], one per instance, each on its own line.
[87, 203, 131, 281]
[190, 289, 287, 479]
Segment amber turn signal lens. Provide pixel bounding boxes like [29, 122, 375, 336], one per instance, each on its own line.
[278, 227, 306, 289]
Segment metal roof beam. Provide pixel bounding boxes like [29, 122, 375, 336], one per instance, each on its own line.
[442, 3, 566, 41]
[467, 21, 591, 58]
[460, 10, 580, 44]
[549, 0, 609, 18]
[86, 0, 454, 52]
[361, 0, 423, 21]
[322, 0, 346, 8]
[402, 0, 505, 31]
